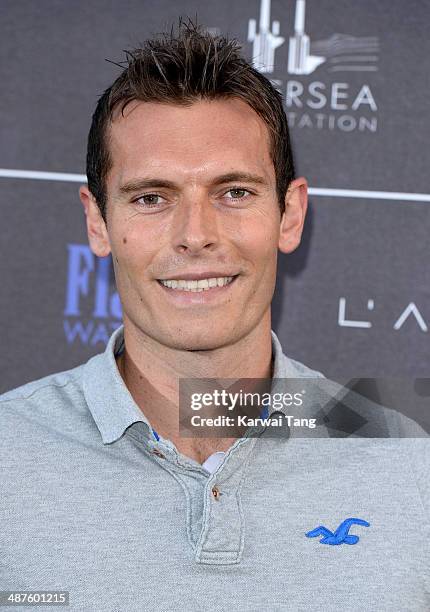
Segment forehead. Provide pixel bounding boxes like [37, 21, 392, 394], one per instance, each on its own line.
[106, 98, 274, 188]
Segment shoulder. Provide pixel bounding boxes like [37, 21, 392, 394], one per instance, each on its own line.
[283, 356, 325, 379]
[0, 365, 84, 401]
[271, 329, 325, 379]
[401, 438, 430, 525]
[0, 364, 96, 466]
[0, 364, 87, 424]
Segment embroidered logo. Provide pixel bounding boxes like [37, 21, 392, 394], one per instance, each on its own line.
[305, 517, 370, 545]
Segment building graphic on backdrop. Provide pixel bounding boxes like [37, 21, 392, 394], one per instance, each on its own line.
[287, 0, 325, 75]
[248, 0, 380, 133]
[248, 0, 284, 73]
[248, 0, 379, 75]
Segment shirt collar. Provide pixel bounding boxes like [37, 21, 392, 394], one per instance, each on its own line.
[83, 324, 319, 444]
[83, 325, 153, 444]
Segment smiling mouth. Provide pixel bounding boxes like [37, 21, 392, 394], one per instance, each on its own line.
[157, 275, 239, 292]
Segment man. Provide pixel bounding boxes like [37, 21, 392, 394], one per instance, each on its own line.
[0, 22, 428, 612]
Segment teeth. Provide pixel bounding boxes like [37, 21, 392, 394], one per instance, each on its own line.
[159, 276, 235, 291]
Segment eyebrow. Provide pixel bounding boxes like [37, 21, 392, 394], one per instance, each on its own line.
[118, 172, 268, 195]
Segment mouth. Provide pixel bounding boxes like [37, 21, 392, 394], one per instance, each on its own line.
[157, 275, 238, 292]
[156, 274, 240, 303]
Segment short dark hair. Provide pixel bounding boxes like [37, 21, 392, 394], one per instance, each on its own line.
[86, 19, 295, 222]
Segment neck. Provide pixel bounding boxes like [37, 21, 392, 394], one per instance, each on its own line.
[116, 314, 274, 463]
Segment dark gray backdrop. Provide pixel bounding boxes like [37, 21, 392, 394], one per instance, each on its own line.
[1, 0, 429, 393]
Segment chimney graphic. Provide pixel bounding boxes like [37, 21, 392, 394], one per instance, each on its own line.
[248, 0, 285, 73]
[288, 0, 325, 74]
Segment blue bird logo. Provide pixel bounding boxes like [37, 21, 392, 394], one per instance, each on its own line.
[305, 517, 370, 545]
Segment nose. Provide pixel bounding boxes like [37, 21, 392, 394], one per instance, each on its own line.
[172, 195, 219, 255]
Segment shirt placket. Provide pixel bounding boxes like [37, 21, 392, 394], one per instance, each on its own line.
[138, 431, 257, 565]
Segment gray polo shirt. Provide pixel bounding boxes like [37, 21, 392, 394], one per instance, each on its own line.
[0, 326, 428, 611]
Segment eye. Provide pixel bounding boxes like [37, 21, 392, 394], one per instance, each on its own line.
[224, 188, 251, 201]
[134, 193, 166, 207]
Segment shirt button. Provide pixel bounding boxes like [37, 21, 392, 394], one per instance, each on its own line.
[211, 485, 221, 500]
[152, 449, 165, 459]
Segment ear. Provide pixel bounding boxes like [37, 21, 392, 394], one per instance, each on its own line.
[79, 185, 111, 257]
[278, 177, 308, 254]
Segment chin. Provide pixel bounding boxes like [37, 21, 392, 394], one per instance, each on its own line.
[164, 327, 238, 352]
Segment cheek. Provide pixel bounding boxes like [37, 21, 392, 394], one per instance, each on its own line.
[110, 233, 155, 283]
[112, 219, 165, 264]
[237, 218, 279, 270]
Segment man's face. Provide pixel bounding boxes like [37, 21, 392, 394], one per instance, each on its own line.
[82, 98, 306, 351]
